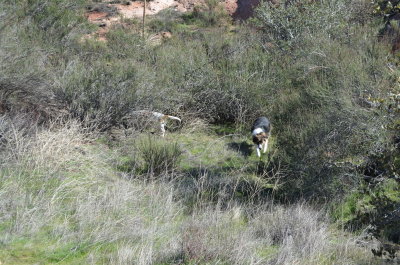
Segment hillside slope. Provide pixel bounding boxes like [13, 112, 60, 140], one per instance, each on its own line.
[0, 0, 399, 263]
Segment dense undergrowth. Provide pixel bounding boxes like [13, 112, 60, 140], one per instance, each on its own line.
[0, 116, 378, 264]
[0, 0, 399, 263]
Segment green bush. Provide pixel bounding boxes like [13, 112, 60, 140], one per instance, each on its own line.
[137, 136, 183, 176]
[0, 0, 395, 201]
[245, 0, 393, 200]
[147, 8, 183, 33]
[55, 59, 140, 130]
[22, 0, 90, 46]
[253, 0, 352, 50]
[194, 0, 231, 26]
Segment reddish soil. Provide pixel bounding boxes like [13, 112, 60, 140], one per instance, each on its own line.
[116, 2, 146, 17]
[84, 0, 271, 41]
[224, 0, 238, 17]
[86, 11, 109, 21]
[83, 11, 117, 42]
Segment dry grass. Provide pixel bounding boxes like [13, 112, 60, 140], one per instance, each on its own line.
[179, 203, 377, 265]
[0, 118, 379, 264]
[0, 117, 183, 264]
[248, 203, 330, 264]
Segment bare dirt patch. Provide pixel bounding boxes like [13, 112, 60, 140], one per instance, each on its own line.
[224, 0, 238, 17]
[86, 11, 109, 21]
[84, 0, 180, 41]
[83, 0, 267, 41]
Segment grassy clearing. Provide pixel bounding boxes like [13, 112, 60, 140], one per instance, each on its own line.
[113, 123, 281, 207]
[0, 120, 381, 264]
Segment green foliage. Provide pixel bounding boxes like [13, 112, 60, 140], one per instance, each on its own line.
[21, 0, 90, 46]
[56, 59, 140, 130]
[372, 0, 400, 16]
[2, 0, 397, 262]
[116, 155, 138, 173]
[0, 0, 396, 202]
[253, 0, 352, 50]
[137, 136, 183, 175]
[147, 8, 184, 33]
[194, 0, 231, 26]
[333, 178, 400, 228]
[248, 0, 393, 199]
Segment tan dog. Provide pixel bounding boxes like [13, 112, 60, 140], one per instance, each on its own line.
[151, 111, 181, 137]
[128, 110, 181, 137]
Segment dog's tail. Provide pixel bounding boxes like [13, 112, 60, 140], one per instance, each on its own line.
[166, 115, 181, 122]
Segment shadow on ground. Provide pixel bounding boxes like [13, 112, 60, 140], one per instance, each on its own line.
[227, 141, 253, 157]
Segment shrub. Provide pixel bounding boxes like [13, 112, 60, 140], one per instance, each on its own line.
[137, 136, 183, 176]
[253, 0, 352, 50]
[0, 0, 395, 202]
[22, 0, 90, 46]
[249, 0, 393, 200]
[55, 59, 140, 130]
[147, 8, 183, 33]
[195, 0, 231, 26]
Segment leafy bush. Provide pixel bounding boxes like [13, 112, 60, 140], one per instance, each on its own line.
[55, 59, 141, 130]
[253, 0, 353, 49]
[194, 0, 231, 26]
[373, 0, 400, 17]
[248, 0, 393, 199]
[22, 0, 90, 46]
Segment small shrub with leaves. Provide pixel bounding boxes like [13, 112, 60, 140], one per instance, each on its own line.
[192, 0, 231, 26]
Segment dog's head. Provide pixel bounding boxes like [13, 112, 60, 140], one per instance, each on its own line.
[252, 132, 268, 146]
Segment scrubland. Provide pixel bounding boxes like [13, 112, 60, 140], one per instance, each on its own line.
[0, 0, 399, 264]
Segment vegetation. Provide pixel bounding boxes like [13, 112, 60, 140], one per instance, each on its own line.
[0, 0, 399, 263]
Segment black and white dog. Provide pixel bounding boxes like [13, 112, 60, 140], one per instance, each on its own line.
[251, 117, 271, 157]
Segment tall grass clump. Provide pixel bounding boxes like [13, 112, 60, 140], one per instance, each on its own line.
[137, 136, 183, 175]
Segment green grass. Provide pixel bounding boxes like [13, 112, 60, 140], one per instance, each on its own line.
[0, 122, 382, 264]
[1, 0, 398, 262]
[333, 178, 400, 230]
[381, 179, 400, 202]
[0, 235, 90, 265]
[256, 245, 279, 260]
[172, 128, 275, 168]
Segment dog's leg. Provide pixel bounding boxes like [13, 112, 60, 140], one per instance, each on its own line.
[256, 145, 261, 157]
[160, 122, 166, 137]
[263, 138, 269, 153]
